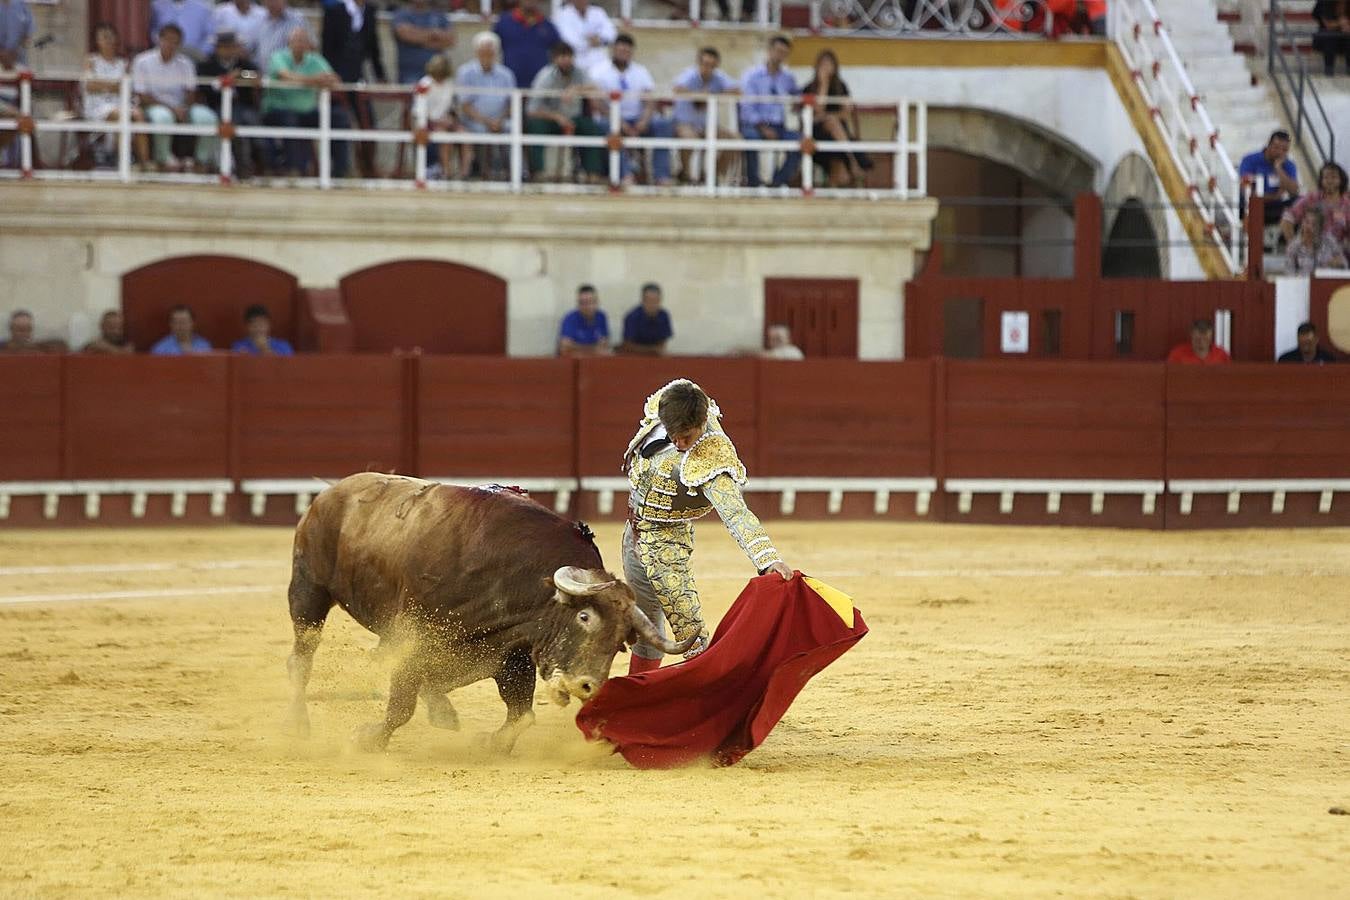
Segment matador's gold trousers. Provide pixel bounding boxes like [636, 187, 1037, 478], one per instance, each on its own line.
[621, 521, 710, 660]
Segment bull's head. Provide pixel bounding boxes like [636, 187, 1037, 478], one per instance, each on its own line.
[536, 566, 696, 706]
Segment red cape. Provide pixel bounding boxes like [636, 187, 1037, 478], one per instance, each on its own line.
[575, 574, 869, 769]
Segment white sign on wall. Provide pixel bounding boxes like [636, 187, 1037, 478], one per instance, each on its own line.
[1000, 311, 1030, 354]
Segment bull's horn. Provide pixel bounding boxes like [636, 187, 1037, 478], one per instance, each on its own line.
[629, 604, 699, 656]
[553, 566, 615, 597]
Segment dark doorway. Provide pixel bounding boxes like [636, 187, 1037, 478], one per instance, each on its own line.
[942, 296, 984, 358]
[1102, 198, 1163, 278]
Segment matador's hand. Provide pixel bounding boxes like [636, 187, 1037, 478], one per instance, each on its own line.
[766, 561, 794, 580]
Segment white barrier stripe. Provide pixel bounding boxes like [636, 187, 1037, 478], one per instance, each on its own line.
[0, 559, 278, 577]
[0, 585, 274, 605]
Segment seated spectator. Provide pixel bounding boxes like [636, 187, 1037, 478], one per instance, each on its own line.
[197, 31, 262, 177]
[671, 47, 738, 185]
[0, 309, 37, 354]
[802, 49, 872, 188]
[557, 284, 611, 356]
[1312, 1, 1350, 76]
[589, 33, 674, 187]
[1281, 162, 1350, 262]
[213, 0, 266, 58]
[419, 54, 460, 180]
[83, 22, 151, 169]
[552, 0, 614, 76]
[525, 41, 604, 182]
[618, 283, 672, 355]
[456, 31, 517, 180]
[496, 0, 559, 92]
[82, 310, 135, 354]
[1288, 208, 1350, 273]
[1278, 322, 1337, 364]
[394, 0, 455, 86]
[151, 0, 216, 61]
[133, 24, 220, 172]
[150, 305, 213, 354]
[739, 35, 801, 189]
[762, 323, 804, 360]
[231, 303, 294, 355]
[1238, 131, 1300, 226]
[1166, 319, 1230, 365]
[255, 0, 308, 70]
[261, 27, 351, 177]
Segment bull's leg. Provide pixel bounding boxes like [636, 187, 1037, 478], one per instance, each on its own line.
[488, 647, 537, 755]
[354, 647, 425, 753]
[418, 678, 461, 731]
[287, 575, 334, 739]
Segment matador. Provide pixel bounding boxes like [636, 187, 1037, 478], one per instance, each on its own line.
[621, 379, 794, 675]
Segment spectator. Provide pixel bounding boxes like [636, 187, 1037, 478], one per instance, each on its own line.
[82, 310, 134, 354]
[83, 22, 151, 169]
[1238, 131, 1299, 226]
[1166, 319, 1230, 365]
[133, 24, 219, 172]
[618, 283, 673, 355]
[739, 35, 800, 189]
[151, 305, 213, 354]
[0, 0, 32, 68]
[455, 31, 516, 180]
[1280, 161, 1350, 257]
[671, 46, 738, 185]
[419, 54, 459, 179]
[231, 304, 295, 355]
[213, 0, 266, 57]
[1288, 208, 1349, 274]
[1278, 322, 1336, 364]
[762, 323, 804, 360]
[322, 0, 386, 176]
[256, 0, 308, 70]
[558, 284, 611, 356]
[525, 40, 603, 182]
[262, 27, 351, 177]
[197, 31, 262, 176]
[151, 0, 216, 61]
[552, 0, 614, 76]
[393, 0, 454, 86]
[801, 49, 872, 188]
[0, 309, 36, 353]
[1312, 1, 1350, 76]
[495, 0, 559, 92]
[589, 33, 673, 187]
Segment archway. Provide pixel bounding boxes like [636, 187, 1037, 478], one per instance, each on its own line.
[338, 259, 507, 354]
[1102, 198, 1163, 278]
[1101, 153, 1169, 278]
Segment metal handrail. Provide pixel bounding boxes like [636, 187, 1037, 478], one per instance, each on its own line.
[808, 0, 1054, 37]
[1267, 0, 1336, 170]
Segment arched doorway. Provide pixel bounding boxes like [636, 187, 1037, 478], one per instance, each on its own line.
[1101, 198, 1163, 278]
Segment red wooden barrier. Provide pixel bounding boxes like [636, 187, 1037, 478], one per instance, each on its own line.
[64, 355, 230, 478]
[417, 357, 576, 476]
[0, 356, 63, 480]
[943, 361, 1165, 479]
[1165, 364, 1350, 480]
[338, 260, 507, 355]
[231, 355, 408, 478]
[575, 358, 760, 476]
[756, 360, 933, 476]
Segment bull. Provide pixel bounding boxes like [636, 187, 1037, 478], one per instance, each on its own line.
[285, 472, 693, 752]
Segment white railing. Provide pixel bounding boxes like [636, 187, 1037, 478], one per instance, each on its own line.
[1111, 0, 1245, 274]
[0, 70, 928, 198]
[808, 0, 1054, 37]
[546, 0, 781, 29]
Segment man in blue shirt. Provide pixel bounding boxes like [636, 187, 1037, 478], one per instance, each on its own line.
[150, 305, 213, 354]
[0, 0, 33, 68]
[618, 283, 673, 356]
[495, 0, 560, 93]
[231, 304, 295, 355]
[392, 0, 455, 85]
[1238, 130, 1300, 225]
[672, 46, 739, 184]
[558, 284, 611, 356]
[738, 34, 800, 188]
[151, 0, 216, 61]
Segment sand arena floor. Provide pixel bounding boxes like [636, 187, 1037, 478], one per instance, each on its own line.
[0, 521, 1346, 897]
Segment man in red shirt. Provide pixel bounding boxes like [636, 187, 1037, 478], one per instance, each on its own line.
[1167, 318, 1232, 365]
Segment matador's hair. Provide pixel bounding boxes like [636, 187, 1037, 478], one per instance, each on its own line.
[658, 381, 709, 436]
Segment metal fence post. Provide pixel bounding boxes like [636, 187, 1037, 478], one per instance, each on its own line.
[704, 94, 717, 196]
[220, 79, 235, 183]
[118, 74, 132, 183]
[509, 89, 523, 192]
[319, 87, 332, 187]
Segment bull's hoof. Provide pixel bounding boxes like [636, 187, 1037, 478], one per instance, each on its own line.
[353, 722, 391, 753]
[288, 703, 311, 739]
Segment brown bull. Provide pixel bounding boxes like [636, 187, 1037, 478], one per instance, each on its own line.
[286, 473, 693, 752]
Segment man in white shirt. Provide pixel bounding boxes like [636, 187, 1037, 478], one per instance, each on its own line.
[212, 0, 267, 57]
[255, 0, 309, 70]
[761, 324, 804, 360]
[133, 23, 219, 170]
[588, 33, 673, 186]
[552, 0, 614, 75]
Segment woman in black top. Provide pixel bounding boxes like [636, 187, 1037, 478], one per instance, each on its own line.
[1312, 1, 1350, 75]
[801, 49, 872, 188]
